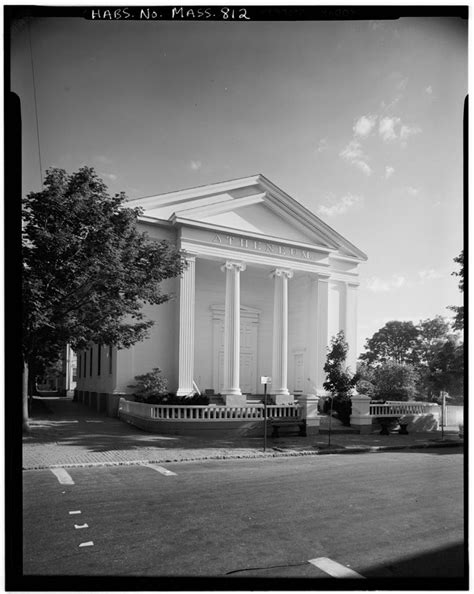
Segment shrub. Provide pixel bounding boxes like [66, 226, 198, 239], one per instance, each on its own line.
[356, 379, 376, 397]
[153, 392, 210, 405]
[128, 368, 168, 403]
[128, 369, 210, 405]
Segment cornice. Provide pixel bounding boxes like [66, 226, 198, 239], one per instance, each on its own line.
[170, 192, 266, 221]
[127, 175, 261, 208]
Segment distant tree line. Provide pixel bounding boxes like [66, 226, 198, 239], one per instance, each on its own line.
[323, 252, 464, 423]
[357, 252, 464, 402]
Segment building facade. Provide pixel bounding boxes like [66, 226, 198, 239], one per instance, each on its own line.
[76, 175, 367, 411]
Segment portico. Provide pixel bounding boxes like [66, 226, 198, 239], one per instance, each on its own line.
[173, 213, 364, 405]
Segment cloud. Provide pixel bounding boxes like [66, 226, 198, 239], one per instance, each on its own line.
[378, 116, 421, 146]
[366, 274, 406, 292]
[318, 193, 363, 217]
[400, 124, 422, 144]
[190, 160, 202, 171]
[353, 115, 377, 138]
[316, 138, 328, 153]
[95, 155, 113, 165]
[385, 165, 395, 179]
[379, 116, 401, 141]
[101, 172, 117, 181]
[425, 85, 433, 94]
[339, 140, 372, 175]
[406, 186, 419, 196]
[419, 269, 442, 281]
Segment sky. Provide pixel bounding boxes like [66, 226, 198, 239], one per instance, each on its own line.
[10, 10, 466, 356]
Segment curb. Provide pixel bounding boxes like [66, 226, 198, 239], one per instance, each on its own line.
[22, 439, 463, 471]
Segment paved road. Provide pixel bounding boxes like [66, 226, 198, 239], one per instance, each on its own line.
[23, 449, 464, 582]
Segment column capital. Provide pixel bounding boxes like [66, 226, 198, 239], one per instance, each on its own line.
[270, 267, 294, 279]
[221, 260, 246, 273]
[309, 272, 330, 283]
[180, 250, 197, 263]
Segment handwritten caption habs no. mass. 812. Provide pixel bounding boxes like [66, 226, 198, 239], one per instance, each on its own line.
[89, 7, 251, 20]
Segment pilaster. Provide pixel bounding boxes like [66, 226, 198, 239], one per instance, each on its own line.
[177, 255, 196, 397]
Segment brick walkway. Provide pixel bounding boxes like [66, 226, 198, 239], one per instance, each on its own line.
[22, 396, 463, 470]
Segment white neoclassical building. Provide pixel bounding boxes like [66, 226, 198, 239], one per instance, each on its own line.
[76, 174, 367, 412]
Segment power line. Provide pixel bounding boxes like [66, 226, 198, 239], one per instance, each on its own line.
[27, 17, 43, 186]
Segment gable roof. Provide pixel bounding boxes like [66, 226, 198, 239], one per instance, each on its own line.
[128, 174, 368, 261]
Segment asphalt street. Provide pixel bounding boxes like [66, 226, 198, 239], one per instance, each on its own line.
[23, 449, 465, 582]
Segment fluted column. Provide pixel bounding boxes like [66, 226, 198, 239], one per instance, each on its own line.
[221, 261, 246, 403]
[270, 268, 293, 403]
[177, 255, 196, 397]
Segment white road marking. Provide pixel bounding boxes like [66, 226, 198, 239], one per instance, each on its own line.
[69, 510, 81, 515]
[142, 464, 177, 476]
[308, 557, 365, 579]
[79, 541, 94, 547]
[51, 468, 74, 485]
[74, 523, 89, 529]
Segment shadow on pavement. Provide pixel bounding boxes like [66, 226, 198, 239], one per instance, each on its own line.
[360, 542, 467, 580]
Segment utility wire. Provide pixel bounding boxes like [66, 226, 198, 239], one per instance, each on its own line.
[27, 17, 43, 186]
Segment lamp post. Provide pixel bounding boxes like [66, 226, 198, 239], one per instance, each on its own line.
[261, 376, 271, 452]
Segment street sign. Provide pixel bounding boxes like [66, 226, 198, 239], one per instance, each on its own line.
[261, 376, 272, 385]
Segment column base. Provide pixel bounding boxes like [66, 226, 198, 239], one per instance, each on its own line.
[270, 393, 295, 405]
[224, 394, 248, 406]
[176, 388, 194, 397]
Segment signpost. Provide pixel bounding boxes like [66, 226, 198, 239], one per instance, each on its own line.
[440, 391, 449, 440]
[261, 376, 271, 452]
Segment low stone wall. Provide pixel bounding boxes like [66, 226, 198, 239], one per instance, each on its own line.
[119, 409, 268, 437]
[117, 397, 316, 437]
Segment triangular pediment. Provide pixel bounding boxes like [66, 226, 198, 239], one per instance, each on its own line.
[129, 174, 367, 261]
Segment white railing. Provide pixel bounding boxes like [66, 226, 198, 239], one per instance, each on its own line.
[118, 398, 301, 422]
[369, 401, 440, 417]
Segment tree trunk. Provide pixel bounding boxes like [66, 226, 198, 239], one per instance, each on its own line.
[23, 360, 30, 433]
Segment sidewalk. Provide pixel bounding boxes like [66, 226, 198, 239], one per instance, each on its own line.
[22, 396, 463, 470]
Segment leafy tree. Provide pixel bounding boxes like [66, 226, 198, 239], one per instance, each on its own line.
[415, 316, 452, 399]
[22, 167, 184, 431]
[323, 331, 358, 424]
[359, 321, 420, 365]
[426, 337, 464, 400]
[355, 362, 376, 397]
[448, 251, 464, 331]
[417, 316, 451, 363]
[372, 361, 419, 401]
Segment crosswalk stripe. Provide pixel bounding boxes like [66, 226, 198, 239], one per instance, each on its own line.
[142, 464, 177, 476]
[308, 557, 365, 579]
[51, 468, 74, 485]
